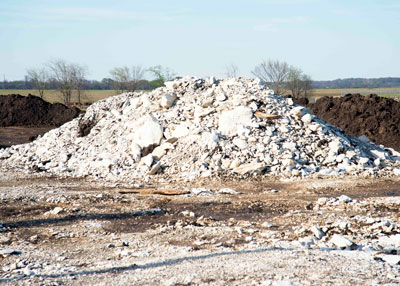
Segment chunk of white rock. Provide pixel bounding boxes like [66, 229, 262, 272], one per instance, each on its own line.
[141, 154, 153, 168]
[161, 93, 177, 108]
[132, 114, 163, 149]
[218, 106, 253, 136]
[338, 195, 352, 203]
[152, 146, 166, 160]
[148, 161, 161, 175]
[377, 255, 400, 265]
[191, 188, 214, 196]
[217, 188, 241, 195]
[310, 226, 325, 239]
[233, 162, 265, 175]
[233, 138, 248, 149]
[330, 234, 356, 249]
[171, 124, 190, 138]
[301, 113, 312, 124]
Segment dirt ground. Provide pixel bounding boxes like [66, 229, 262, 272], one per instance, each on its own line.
[0, 171, 399, 285]
[0, 127, 54, 149]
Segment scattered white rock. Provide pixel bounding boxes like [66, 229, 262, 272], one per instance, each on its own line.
[310, 226, 325, 239]
[338, 195, 352, 203]
[0, 248, 21, 257]
[217, 188, 241, 195]
[191, 188, 214, 196]
[331, 234, 356, 249]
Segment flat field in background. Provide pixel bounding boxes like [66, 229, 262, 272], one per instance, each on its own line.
[0, 89, 118, 104]
[1, 88, 399, 105]
[312, 87, 400, 100]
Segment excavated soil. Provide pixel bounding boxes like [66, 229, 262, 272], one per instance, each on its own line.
[309, 94, 400, 151]
[0, 94, 81, 127]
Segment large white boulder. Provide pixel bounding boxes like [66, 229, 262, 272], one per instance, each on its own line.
[131, 114, 163, 149]
[218, 106, 253, 136]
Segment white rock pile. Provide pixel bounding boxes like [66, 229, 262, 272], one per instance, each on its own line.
[1, 77, 400, 182]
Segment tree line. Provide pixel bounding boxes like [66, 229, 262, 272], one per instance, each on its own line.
[5, 58, 398, 106]
[312, 77, 400, 89]
[1, 59, 176, 106]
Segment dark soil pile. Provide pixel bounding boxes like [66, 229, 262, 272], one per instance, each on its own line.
[0, 94, 81, 127]
[310, 94, 400, 151]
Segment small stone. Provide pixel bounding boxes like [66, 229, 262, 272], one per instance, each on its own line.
[0, 235, 12, 245]
[262, 222, 273, 228]
[152, 146, 166, 160]
[148, 161, 161, 175]
[233, 138, 248, 149]
[377, 254, 400, 265]
[141, 154, 153, 168]
[330, 234, 356, 249]
[50, 207, 63, 215]
[217, 188, 241, 195]
[338, 195, 352, 203]
[161, 93, 177, 108]
[301, 114, 312, 124]
[233, 162, 265, 175]
[191, 188, 214, 196]
[298, 236, 315, 248]
[0, 248, 21, 257]
[29, 235, 39, 244]
[310, 226, 325, 239]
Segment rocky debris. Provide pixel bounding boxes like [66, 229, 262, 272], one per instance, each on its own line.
[1, 78, 400, 182]
[309, 94, 400, 151]
[0, 94, 81, 127]
[1, 173, 400, 285]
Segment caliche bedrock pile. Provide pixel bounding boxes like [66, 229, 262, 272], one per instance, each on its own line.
[1, 77, 400, 182]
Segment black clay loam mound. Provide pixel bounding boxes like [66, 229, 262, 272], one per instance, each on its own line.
[0, 94, 82, 127]
[310, 94, 400, 151]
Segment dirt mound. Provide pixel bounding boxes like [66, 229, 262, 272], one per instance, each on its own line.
[0, 94, 81, 127]
[310, 94, 400, 151]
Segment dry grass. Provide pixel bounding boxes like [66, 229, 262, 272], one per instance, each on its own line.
[1, 88, 399, 105]
[0, 89, 120, 104]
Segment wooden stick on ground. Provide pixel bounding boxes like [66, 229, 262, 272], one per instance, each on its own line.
[254, 111, 281, 119]
[117, 188, 189, 196]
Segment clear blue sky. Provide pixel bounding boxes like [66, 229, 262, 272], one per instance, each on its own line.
[0, 0, 399, 81]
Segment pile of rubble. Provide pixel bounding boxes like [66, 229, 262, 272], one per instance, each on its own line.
[0, 77, 399, 182]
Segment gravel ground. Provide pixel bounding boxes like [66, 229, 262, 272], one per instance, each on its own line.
[0, 170, 399, 285]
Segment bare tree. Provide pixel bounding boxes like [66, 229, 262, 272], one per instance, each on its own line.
[130, 65, 145, 92]
[48, 59, 75, 105]
[225, 63, 239, 78]
[285, 67, 313, 99]
[110, 66, 131, 93]
[27, 68, 48, 99]
[252, 60, 290, 95]
[71, 64, 87, 106]
[109, 66, 145, 93]
[147, 65, 176, 88]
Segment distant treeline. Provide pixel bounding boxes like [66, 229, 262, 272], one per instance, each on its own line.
[0, 78, 160, 90]
[312, 77, 400, 89]
[2, 77, 400, 90]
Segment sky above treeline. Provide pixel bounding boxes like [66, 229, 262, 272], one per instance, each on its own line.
[0, 0, 399, 81]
